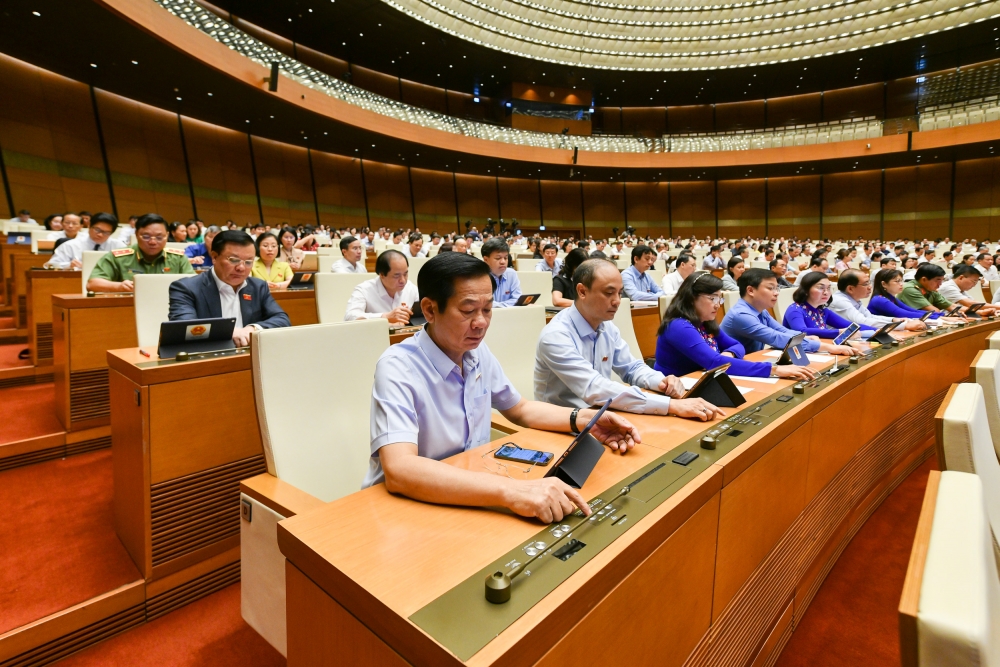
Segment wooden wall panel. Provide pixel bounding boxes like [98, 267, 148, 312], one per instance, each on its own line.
[595, 107, 622, 135]
[582, 181, 626, 240]
[540, 180, 583, 234]
[823, 83, 884, 121]
[667, 106, 714, 134]
[767, 176, 820, 238]
[767, 93, 822, 127]
[717, 179, 766, 239]
[350, 65, 400, 101]
[823, 171, 881, 239]
[715, 101, 766, 132]
[884, 164, 951, 240]
[182, 117, 260, 226]
[954, 158, 999, 240]
[362, 161, 412, 230]
[621, 108, 666, 137]
[294, 43, 350, 81]
[455, 174, 499, 229]
[95, 91, 192, 222]
[410, 167, 457, 232]
[670, 181, 715, 238]
[497, 177, 541, 228]
[311, 151, 366, 230]
[250, 137, 316, 227]
[886, 77, 919, 119]
[400, 80, 448, 115]
[0, 54, 111, 217]
[625, 182, 670, 235]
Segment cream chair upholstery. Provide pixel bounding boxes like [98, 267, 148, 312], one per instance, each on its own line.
[612, 298, 642, 361]
[905, 471, 1000, 667]
[81, 250, 109, 293]
[722, 290, 742, 316]
[317, 255, 336, 273]
[134, 274, 186, 348]
[482, 305, 545, 398]
[426, 244, 439, 257]
[774, 287, 795, 321]
[314, 273, 372, 323]
[646, 269, 664, 288]
[407, 256, 429, 286]
[968, 282, 988, 304]
[973, 350, 1000, 462]
[938, 382, 1000, 560]
[242, 319, 390, 656]
[316, 247, 342, 257]
[616, 257, 631, 270]
[30, 230, 49, 253]
[989, 331, 1000, 351]
[659, 293, 672, 320]
[165, 242, 190, 251]
[517, 271, 554, 307]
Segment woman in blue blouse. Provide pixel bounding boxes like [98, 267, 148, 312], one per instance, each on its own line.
[655, 273, 815, 380]
[782, 271, 876, 338]
[870, 268, 944, 319]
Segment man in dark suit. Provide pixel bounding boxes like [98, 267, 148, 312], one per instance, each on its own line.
[169, 230, 290, 346]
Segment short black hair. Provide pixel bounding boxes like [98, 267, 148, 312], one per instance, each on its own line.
[574, 258, 617, 289]
[809, 255, 826, 269]
[481, 238, 510, 258]
[737, 268, 777, 297]
[418, 252, 493, 311]
[952, 264, 980, 280]
[676, 253, 695, 267]
[339, 235, 358, 251]
[914, 263, 945, 281]
[630, 245, 654, 265]
[408, 233, 423, 244]
[768, 258, 783, 269]
[135, 213, 168, 232]
[376, 249, 408, 276]
[212, 229, 255, 254]
[837, 268, 865, 291]
[90, 212, 118, 233]
[543, 243, 558, 252]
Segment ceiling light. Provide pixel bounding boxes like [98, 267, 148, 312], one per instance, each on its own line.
[32, 11, 40, 16]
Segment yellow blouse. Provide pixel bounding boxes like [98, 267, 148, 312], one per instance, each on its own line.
[251, 258, 293, 282]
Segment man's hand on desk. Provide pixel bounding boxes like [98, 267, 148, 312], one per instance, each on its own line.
[232, 325, 255, 347]
[587, 410, 640, 455]
[119, 279, 134, 293]
[657, 375, 685, 398]
[70, 258, 82, 270]
[503, 478, 591, 523]
[385, 304, 413, 325]
[773, 365, 817, 381]
[668, 398, 725, 421]
[899, 319, 927, 331]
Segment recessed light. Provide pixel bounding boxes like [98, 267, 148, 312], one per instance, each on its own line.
[90, 63, 97, 68]
[176, 96, 182, 100]
[207, 92, 213, 96]
[32, 10, 40, 15]
[131, 60, 138, 65]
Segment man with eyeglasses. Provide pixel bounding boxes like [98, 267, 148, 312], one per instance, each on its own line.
[168, 230, 290, 346]
[47, 212, 125, 269]
[829, 269, 927, 330]
[87, 213, 194, 292]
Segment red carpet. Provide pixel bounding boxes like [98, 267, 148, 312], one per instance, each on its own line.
[57, 584, 285, 667]
[0, 382, 62, 444]
[0, 450, 141, 634]
[0, 342, 31, 369]
[775, 454, 938, 667]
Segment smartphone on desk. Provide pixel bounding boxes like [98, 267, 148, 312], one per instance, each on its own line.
[494, 444, 554, 467]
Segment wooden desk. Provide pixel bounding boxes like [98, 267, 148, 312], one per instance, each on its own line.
[52, 289, 317, 433]
[10, 252, 49, 328]
[278, 321, 997, 667]
[0, 240, 30, 308]
[26, 270, 80, 366]
[107, 348, 263, 615]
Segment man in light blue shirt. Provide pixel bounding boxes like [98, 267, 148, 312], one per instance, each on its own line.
[722, 268, 854, 357]
[365, 253, 640, 523]
[701, 245, 726, 270]
[829, 269, 924, 332]
[535, 260, 725, 421]
[535, 243, 562, 276]
[620, 245, 662, 302]
[483, 238, 522, 307]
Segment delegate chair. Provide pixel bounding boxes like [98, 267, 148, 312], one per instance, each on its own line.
[29, 230, 50, 253]
[408, 256, 429, 286]
[317, 255, 336, 273]
[516, 271, 554, 307]
[241, 318, 390, 656]
[937, 382, 1000, 555]
[133, 274, 186, 348]
[898, 470, 1000, 667]
[989, 331, 1000, 351]
[774, 286, 795, 321]
[723, 290, 742, 316]
[81, 250, 108, 293]
[612, 298, 643, 365]
[972, 350, 1000, 461]
[658, 293, 672, 320]
[968, 281, 988, 303]
[314, 272, 372, 323]
[482, 304, 546, 398]
[316, 247, 341, 256]
[615, 257, 631, 271]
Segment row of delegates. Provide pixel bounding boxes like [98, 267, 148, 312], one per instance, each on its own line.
[168, 230, 290, 346]
[868, 268, 943, 319]
[653, 273, 816, 381]
[363, 253, 640, 523]
[86, 214, 195, 292]
[827, 269, 928, 331]
[250, 233, 294, 289]
[781, 272, 878, 340]
[893, 263, 999, 317]
[345, 250, 420, 325]
[46, 213, 125, 269]
[719, 269, 859, 357]
[535, 259, 725, 421]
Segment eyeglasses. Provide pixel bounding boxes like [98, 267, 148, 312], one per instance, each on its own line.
[481, 445, 535, 478]
[139, 234, 167, 243]
[225, 257, 255, 268]
[700, 294, 724, 305]
[814, 284, 832, 293]
[90, 227, 113, 237]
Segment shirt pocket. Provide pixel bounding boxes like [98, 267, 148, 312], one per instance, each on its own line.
[471, 392, 492, 446]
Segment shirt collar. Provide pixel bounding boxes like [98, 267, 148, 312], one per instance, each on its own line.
[835, 291, 861, 308]
[567, 304, 601, 340]
[211, 267, 246, 295]
[415, 328, 477, 380]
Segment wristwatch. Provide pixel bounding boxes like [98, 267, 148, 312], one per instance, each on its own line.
[570, 408, 581, 435]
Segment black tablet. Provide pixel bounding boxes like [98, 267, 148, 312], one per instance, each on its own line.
[681, 363, 731, 399]
[158, 317, 237, 359]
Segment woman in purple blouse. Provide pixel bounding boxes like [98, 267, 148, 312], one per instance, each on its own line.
[782, 271, 876, 338]
[654, 273, 816, 380]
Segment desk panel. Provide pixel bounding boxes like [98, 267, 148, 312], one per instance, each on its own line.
[27, 270, 80, 365]
[12, 254, 49, 327]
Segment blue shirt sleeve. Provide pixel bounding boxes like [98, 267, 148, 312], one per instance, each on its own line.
[493, 269, 522, 307]
[783, 304, 837, 338]
[621, 267, 661, 302]
[657, 319, 771, 378]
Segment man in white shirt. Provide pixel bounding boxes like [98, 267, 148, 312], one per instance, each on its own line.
[46, 213, 125, 269]
[331, 236, 368, 274]
[401, 233, 427, 259]
[345, 249, 419, 324]
[661, 253, 696, 297]
[829, 269, 925, 330]
[118, 215, 137, 246]
[974, 253, 1000, 282]
[7, 210, 35, 226]
[941, 265, 1000, 313]
[535, 243, 562, 276]
[534, 259, 724, 421]
[453, 237, 470, 255]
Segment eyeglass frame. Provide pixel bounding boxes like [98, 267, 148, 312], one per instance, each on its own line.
[481, 444, 536, 479]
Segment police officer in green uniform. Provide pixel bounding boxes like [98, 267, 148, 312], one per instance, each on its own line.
[87, 213, 195, 293]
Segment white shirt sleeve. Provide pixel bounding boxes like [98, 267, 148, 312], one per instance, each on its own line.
[344, 281, 381, 321]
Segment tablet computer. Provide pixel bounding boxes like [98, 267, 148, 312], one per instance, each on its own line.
[920, 311, 933, 321]
[966, 302, 987, 316]
[869, 319, 902, 344]
[776, 333, 809, 366]
[681, 363, 731, 399]
[158, 317, 237, 359]
[544, 398, 612, 488]
[287, 271, 315, 290]
[515, 293, 541, 306]
[833, 322, 861, 346]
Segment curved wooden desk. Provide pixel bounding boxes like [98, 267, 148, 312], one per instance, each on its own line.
[277, 321, 997, 667]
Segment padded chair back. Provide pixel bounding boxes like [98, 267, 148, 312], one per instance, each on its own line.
[973, 350, 1000, 463]
[252, 319, 389, 501]
[317, 247, 342, 257]
[938, 382, 1000, 561]
[612, 298, 642, 361]
[909, 471, 1000, 667]
[774, 287, 795, 320]
[723, 290, 742, 316]
[515, 257, 535, 272]
[298, 253, 318, 271]
[482, 305, 546, 398]
[426, 244, 439, 257]
[750, 260, 770, 270]
[646, 269, 664, 288]
[134, 274, 186, 348]
[407, 256, 429, 286]
[373, 237, 387, 255]
[516, 271, 554, 307]
[989, 331, 1000, 351]
[81, 251, 109, 293]
[659, 294, 672, 320]
[615, 257, 631, 271]
[968, 282, 988, 303]
[314, 273, 372, 323]
[991, 280, 1000, 300]
[317, 255, 336, 273]
[30, 230, 49, 253]
[166, 242, 190, 251]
